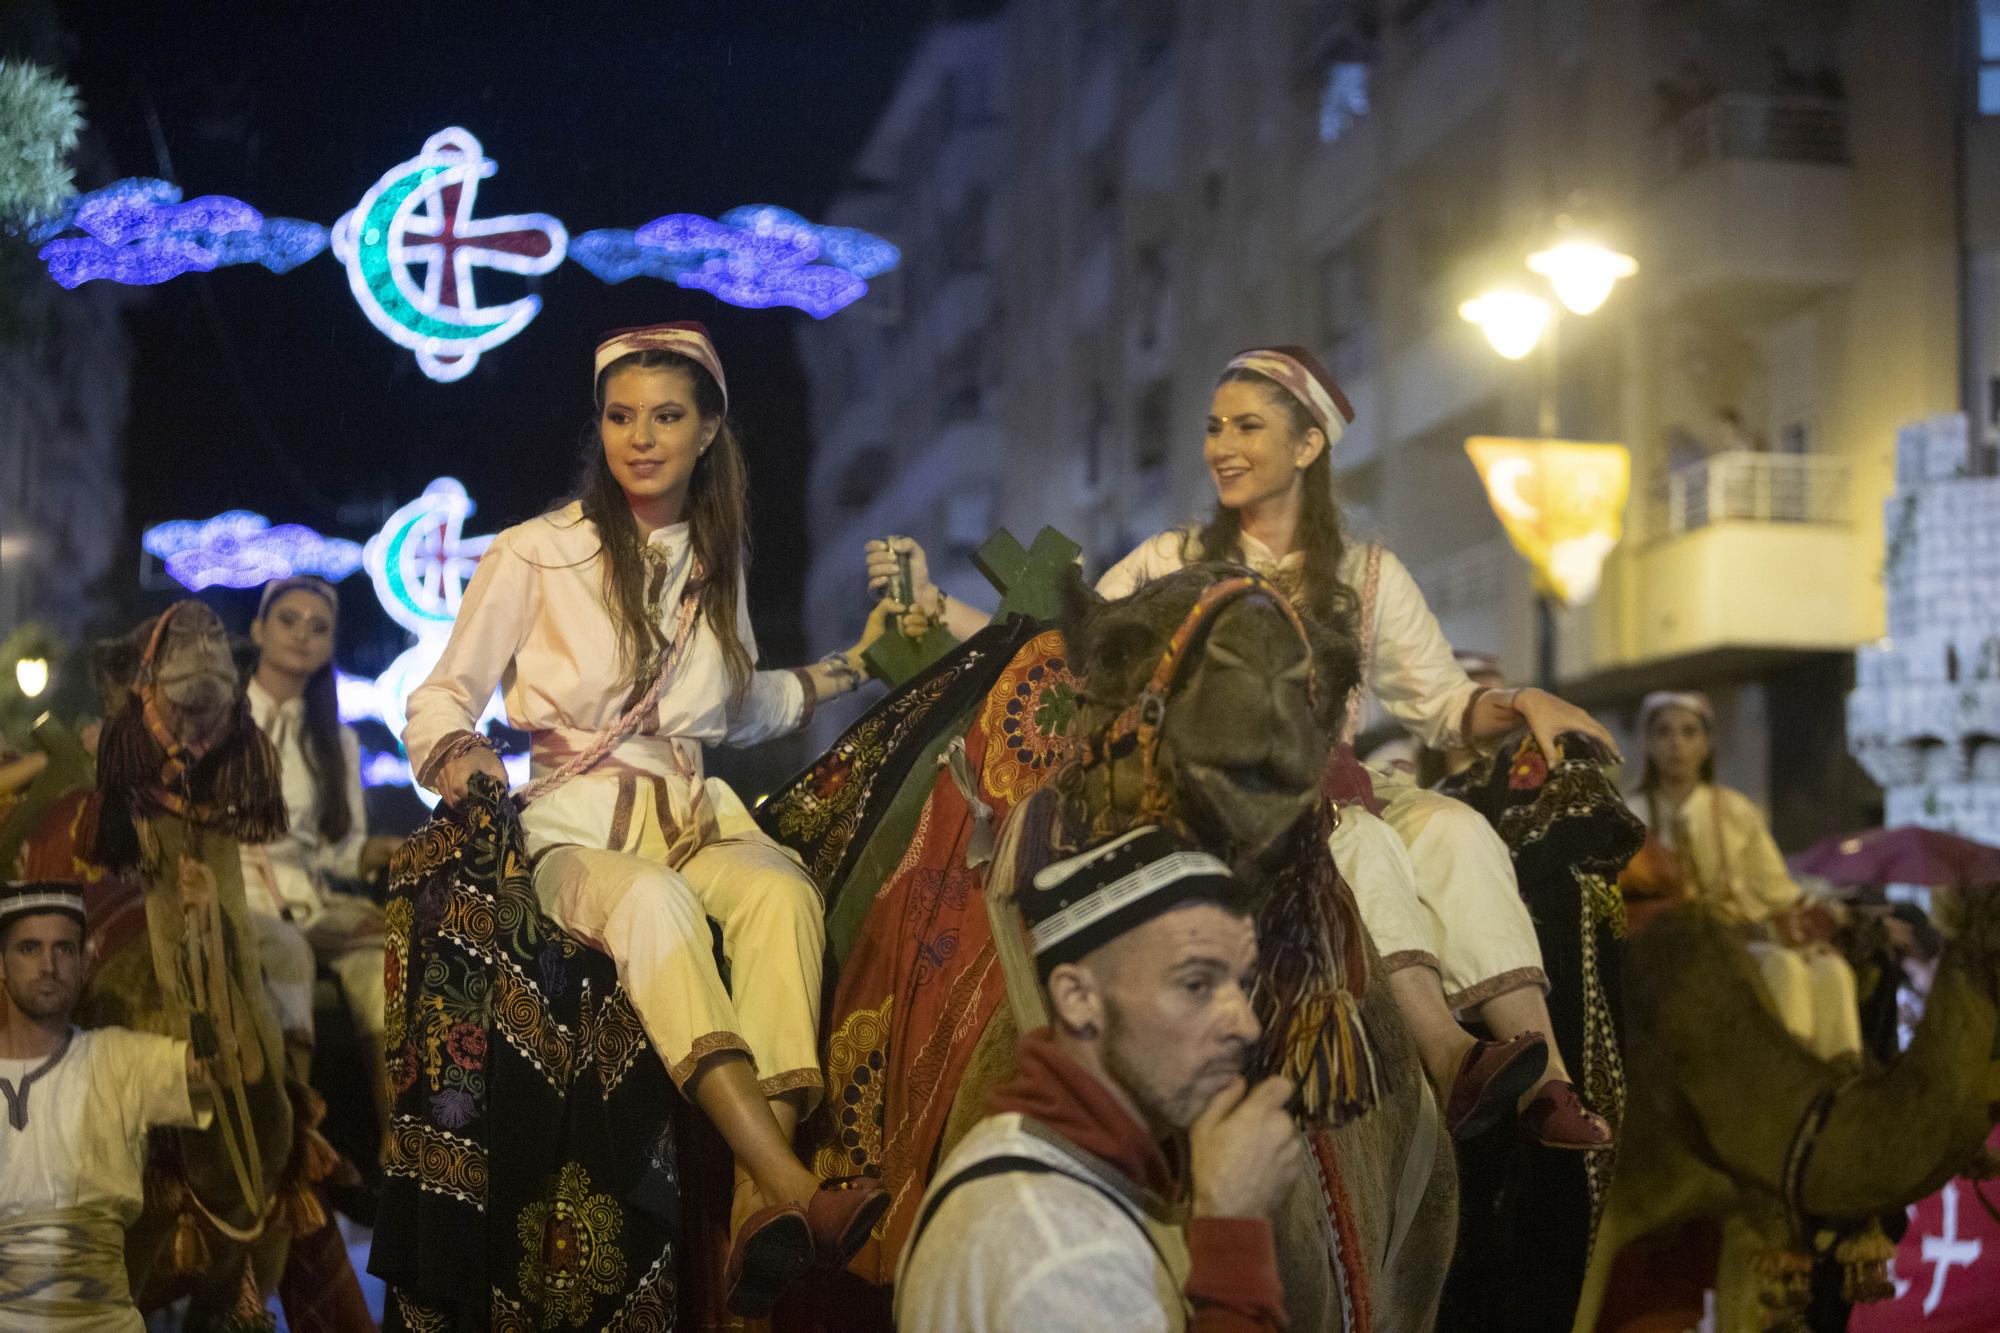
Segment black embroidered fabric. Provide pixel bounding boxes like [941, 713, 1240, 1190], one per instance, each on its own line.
[373, 775, 683, 1332]
[1433, 730, 1644, 1333]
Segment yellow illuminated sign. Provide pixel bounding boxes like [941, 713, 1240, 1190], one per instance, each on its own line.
[1465, 436, 1631, 607]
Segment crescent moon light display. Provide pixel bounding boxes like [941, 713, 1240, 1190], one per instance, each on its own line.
[35, 125, 901, 382]
[330, 127, 566, 383]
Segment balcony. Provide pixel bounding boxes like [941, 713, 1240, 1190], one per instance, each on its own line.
[1644, 451, 1851, 541]
[1594, 451, 1878, 675]
[1641, 96, 1854, 320]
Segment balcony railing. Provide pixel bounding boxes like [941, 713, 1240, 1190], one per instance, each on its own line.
[1652, 94, 1848, 182]
[1647, 451, 1850, 540]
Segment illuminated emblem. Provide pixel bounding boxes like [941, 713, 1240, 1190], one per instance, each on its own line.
[40, 125, 898, 373]
[331, 127, 567, 383]
[1466, 436, 1631, 607]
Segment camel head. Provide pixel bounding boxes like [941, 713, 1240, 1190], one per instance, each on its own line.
[91, 601, 284, 859]
[1056, 563, 1358, 866]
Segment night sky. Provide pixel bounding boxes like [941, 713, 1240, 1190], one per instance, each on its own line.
[47, 0, 939, 674]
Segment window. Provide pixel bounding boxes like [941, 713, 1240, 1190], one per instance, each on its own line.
[1316, 227, 1379, 380]
[1982, 1, 2000, 114]
[1082, 384, 1110, 489]
[1318, 62, 1370, 143]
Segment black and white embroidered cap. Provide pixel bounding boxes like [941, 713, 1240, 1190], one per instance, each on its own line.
[0, 881, 85, 933]
[1023, 825, 1240, 971]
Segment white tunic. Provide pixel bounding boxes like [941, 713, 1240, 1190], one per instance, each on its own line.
[0, 1028, 208, 1332]
[1094, 528, 1481, 751]
[403, 504, 805, 854]
[239, 676, 369, 926]
[895, 1112, 1191, 1333]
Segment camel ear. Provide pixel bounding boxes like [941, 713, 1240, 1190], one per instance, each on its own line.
[91, 624, 150, 713]
[1056, 564, 1105, 652]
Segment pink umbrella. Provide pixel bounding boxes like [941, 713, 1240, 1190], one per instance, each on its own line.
[1789, 826, 2000, 890]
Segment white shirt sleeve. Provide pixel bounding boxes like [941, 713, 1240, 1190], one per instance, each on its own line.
[1366, 549, 1481, 752]
[722, 565, 805, 746]
[404, 529, 538, 782]
[116, 1032, 208, 1132]
[1094, 529, 1192, 601]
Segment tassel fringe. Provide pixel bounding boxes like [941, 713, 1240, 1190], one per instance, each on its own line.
[1837, 1224, 1898, 1305]
[1253, 802, 1379, 1125]
[171, 1210, 211, 1275]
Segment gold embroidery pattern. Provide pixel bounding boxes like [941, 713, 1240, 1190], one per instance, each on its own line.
[383, 897, 414, 1051]
[385, 1118, 488, 1207]
[813, 995, 893, 1179]
[516, 1163, 627, 1328]
[977, 631, 1080, 807]
[393, 1289, 450, 1331]
[580, 983, 651, 1098]
[603, 1249, 676, 1333]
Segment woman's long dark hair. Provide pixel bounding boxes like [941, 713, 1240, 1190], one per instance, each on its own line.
[1184, 368, 1361, 640]
[252, 591, 352, 844]
[562, 348, 753, 705]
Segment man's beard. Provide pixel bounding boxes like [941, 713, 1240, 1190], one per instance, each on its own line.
[1100, 1003, 1238, 1134]
[4, 977, 76, 1023]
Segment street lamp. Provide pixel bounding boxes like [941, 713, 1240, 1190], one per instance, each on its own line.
[1526, 239, 1638, 316]
[14, 658, 48, 700]
[1461, 233, 1638, 686]
[1458, 290, 1554, 361]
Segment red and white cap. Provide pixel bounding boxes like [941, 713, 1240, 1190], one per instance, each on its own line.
[593, 321, 728, 411]
[1222, 344, 1356, 449]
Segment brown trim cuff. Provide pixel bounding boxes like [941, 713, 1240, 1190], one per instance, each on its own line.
[1447, 966, 1549, 1011]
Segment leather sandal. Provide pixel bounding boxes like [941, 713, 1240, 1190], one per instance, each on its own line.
[1518, 1079, 1614, 1151]
[1443, 1032, 1548, 1140]
[724, 1201, 813, 1318]
[805, 1174, 891, 1269]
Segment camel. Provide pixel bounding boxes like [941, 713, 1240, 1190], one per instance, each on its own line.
[1572, 894, 2000, 1332]
[941, 565, 1460, 1331]
[64, 604, 319, 1328]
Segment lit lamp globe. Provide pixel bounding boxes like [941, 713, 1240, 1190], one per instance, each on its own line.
[1526, 240, 1638, 316]
[14, 657, 49, 700]
[1459, 290, 1552, 361]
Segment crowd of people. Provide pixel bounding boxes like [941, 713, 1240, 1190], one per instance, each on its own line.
[0, 321, 1907, 1331]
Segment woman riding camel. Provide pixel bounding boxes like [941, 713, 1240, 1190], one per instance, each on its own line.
[404, 322, 889, 1316]
[239, 575, 402, 1107]
[1621, 690, 1862, 1061]
[867, 344, 1614, 1149]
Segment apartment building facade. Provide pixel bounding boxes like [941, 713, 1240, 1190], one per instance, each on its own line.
[799, 0, 1993, 843]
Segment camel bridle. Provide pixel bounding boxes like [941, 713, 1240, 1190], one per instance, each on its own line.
[1074, 573, 1318, 832]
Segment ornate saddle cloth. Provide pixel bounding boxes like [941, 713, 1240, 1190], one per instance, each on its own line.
[375, 780, 681, 1332]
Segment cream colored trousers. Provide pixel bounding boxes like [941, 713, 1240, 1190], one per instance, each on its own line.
[532, 787, 825, 1109]
[1332, 769, 1549, 1011]
[1746, 940, 1863, 1060]
[250, 896, 388, 1043]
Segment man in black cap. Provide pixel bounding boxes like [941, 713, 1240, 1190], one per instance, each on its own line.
[0, 880, 212, 1330]
[895, 825, 1303, 1332]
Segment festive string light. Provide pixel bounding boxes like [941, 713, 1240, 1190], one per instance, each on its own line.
[35, 177, 326, 288]
[330, 126, 567, 383]
[568, 205, 894, 317]
[141, 510, 364, 591]
[718, 205, 900, 278]
[38, 128, 899, 368]
[353, 479, 506, 777]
